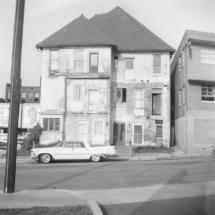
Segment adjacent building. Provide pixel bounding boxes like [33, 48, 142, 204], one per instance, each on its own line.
[171, 30, 215, 154]
[37, 7, 174, 146]
[5, 83, 40, 103]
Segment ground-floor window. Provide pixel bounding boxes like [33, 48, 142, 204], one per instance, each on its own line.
[155, 120, 163, 137]
[43, 118, 60, 131]
[201, 84, 215, 102]
[134, 124, 143, 144]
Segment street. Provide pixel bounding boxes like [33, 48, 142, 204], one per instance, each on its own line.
[0, 158, 215, 214]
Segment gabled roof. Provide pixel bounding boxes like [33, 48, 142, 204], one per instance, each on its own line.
[171, 30, 215, 72]
[37, 6, 174, 53]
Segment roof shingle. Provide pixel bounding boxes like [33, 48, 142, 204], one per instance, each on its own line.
[36, 6, 174, 53]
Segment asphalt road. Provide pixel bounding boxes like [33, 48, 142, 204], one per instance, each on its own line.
[0, 158, 215, 214]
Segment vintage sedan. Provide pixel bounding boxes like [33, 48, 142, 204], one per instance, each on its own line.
[31, 141, 117, 163]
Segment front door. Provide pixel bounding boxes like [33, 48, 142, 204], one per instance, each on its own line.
[113, 122, 125, 145]
[77, 122, 88, 144]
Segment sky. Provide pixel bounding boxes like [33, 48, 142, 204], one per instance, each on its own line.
[0, 0, 215, 98]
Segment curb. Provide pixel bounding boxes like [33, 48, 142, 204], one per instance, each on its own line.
[87, 200, 103, 215]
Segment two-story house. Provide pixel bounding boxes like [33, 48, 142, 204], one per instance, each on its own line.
[171, 30, 215, 154]
[36, 7, 174, 146]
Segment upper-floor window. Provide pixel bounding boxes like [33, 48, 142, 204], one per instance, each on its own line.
[89, 53, 98, 73]
[153, 54, 161, 74]
[50, 50, 59, 75]
[117, 88, 127, 102]
[43, 118, 60, 131]
[114, 56, 118, 70]
[201, 85, 215, 102]
[201, 49, 215, 65]
[74, 49, 84, 72]
[182, 86, 185, 104]
[34, 93, 40, 102]
[29, 93, 34, 102]
[73, 85, 82, 100]
[135, 89, 144, 109]
[178, 89, 182, 106]
[125, 58, 134, 70]
[178, 51, 185, 72]
[152, 89, 162, 115]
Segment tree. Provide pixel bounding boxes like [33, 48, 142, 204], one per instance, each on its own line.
[26, 123, 42, 149]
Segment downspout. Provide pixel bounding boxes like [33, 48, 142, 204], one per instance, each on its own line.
[62, 77, 67, 142]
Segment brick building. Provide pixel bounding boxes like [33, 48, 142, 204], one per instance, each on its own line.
[37, 7, 174, 146]
[171, 30, 215, 154]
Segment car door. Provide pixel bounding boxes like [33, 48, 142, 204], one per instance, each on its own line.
[73, 141, 90, 160]
[57, 142, 76, 160]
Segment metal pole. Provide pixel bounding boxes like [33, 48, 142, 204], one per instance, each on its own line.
[3, 0, 25, 193]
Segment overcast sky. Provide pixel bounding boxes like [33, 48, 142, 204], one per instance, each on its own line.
[0, 0, 215, 98]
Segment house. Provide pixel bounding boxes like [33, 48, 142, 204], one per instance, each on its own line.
[36, 7, 174, 146]
[5, 83, 40, 103]
[171, 30, 215, 154]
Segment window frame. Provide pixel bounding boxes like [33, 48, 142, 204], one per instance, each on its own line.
[135, 89, 144, 109]
[43, 117, 61, 131]
[89, 52, 99, 73]
[201, 85, 215, 102]
[153, 54, 161, 74]
[73, 85, 82, 100]
[49, 50, 59, 75]
[116, 88, 127, 103]
[201, 49, 215, 65]
[152, 93, 162, 115]
[133, 124, 143, 145]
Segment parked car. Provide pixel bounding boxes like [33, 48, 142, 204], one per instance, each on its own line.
[31, 141, 117, 163]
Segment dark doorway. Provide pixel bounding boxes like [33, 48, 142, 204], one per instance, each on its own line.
[113, 122, 125, 145]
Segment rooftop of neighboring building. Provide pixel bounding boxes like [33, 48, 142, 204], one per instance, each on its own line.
[36, 6, 174, 54]
[171, 30, 215, 72]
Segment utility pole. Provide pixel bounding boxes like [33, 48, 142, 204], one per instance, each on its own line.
[4, 0, 25, 193]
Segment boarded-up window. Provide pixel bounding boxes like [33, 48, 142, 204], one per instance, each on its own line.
[125, 58, 134, 70]
[152, 91, 162, 115]
[153, 54, 161, 74]
[50, 50, 59, 75]
[94, 121, 103, 135]
[134, 125, 143, 144]
[43, 118, 60, 131]
[135, 89, 144, 109]
[117, 88, 126, 102]
[201, 49, 215, 64]
[89, 53, 98, 73]
[74, 50, 84, 72]
[73, 85, 82, 100]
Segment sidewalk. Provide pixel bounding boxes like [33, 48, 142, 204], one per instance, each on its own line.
[0, 147, 214, 165]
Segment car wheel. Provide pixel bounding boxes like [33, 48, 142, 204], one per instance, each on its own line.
[91, 155, 101, 162]
[39, 153, 52, 164]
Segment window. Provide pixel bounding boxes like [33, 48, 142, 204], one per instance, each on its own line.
[74, 49, 84, 72]
[75, 142, 85, 148]
[73, 85, 82, 100]
[50, 50, 59, 75]
[152, 91, 162, 115]
[125, 58, 134, 70]
[94, 121, 103, 135]
[201, 49, 215, 64]
[29, 93, 34, 102]
[117, 88, 126, 102]
[135, 89, 144, 109]
[64, 142, 75, 148]
[201, 85, 215, 102]
[178, 89, 182, 106]
[89, 53, 98, 73]
[114, 56, 118, 70]
[34, 93, 39, 102]
[134, 125, 143, 144]
[43, 118, 60, 131]
[182, 86, 185, 104]
[155, 120, 163, 137]
[153, 54, 161, 74]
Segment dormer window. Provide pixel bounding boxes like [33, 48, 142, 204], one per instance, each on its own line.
[50, 50, 59, 75]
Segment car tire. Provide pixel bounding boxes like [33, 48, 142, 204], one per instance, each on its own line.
[91, 155, 101, 162]
[39, 153, 52, 164]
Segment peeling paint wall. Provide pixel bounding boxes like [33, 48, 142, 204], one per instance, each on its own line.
[112, 52, 170, 146]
